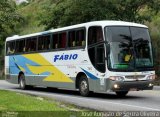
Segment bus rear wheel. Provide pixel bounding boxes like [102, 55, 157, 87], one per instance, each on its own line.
[116, 91, 128, 97]
[19, 74, 27, 90]
[79, 76, 90, 96]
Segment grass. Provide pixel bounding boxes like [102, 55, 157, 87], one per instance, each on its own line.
[0, 90, 85, 117]
[0, 90, 65, 111]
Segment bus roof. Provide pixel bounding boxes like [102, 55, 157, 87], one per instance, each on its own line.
[6, 20, 148, 41]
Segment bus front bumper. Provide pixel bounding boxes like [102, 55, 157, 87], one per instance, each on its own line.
[107, 80, 154, 92]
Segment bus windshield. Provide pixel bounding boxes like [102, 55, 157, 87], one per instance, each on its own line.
[105, 26, 154, 71]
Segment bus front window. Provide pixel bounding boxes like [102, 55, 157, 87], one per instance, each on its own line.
[105, 26, 154, 71]
[131, 27, 153, 68]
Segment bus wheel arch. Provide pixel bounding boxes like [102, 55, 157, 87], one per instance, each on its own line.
[75, 72, 87, 89]
[76, 72, 90, 96]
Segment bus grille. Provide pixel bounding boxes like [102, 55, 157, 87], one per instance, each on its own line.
[125, 75, 145, 79]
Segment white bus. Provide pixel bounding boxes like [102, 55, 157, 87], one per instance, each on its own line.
[5, 21, 155, 96]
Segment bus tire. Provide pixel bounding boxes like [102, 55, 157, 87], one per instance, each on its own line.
[79, 76, 90, 97]
[116, 91, 128, 97]
[19, 74, 27, 90]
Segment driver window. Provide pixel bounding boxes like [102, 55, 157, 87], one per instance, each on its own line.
[88, 26, 103, 45]
[88, 26, 106, 73]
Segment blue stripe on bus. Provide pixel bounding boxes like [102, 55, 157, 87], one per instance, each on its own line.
[9, 55, 50, 76]
[81, 68, 98, 80]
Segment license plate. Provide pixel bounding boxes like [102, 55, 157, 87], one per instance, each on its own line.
[130, 88, 137, 91]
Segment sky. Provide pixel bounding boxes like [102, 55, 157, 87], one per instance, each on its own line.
[15, 0, 28, 4]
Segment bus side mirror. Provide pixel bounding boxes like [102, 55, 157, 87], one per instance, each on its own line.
[106, 43, 110, 55]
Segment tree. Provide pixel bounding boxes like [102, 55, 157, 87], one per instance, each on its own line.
[0, 0, 23, 76]
[0, 0, 23, 50]
[40, 0, 160, 29]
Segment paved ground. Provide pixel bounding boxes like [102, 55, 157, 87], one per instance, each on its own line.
[0, 80, 160, 111]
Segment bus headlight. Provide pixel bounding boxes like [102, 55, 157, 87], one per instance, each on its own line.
[114, 84, 120, 89]
[109, 76, 124, 81]
[148, 83, 153, 87]
[147, 75, 156, 80]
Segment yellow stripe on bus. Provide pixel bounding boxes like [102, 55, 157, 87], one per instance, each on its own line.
[18, 65, 25, 72]
[23, 54, 73, 83]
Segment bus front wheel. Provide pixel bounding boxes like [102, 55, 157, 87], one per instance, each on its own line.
[79, 76, 90, 96]
[115, 91, 128, 97]
[19, 74, 27, 90]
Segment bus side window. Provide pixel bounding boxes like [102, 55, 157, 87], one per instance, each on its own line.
[52, 33, 58, 49]
[26, 37, 37, 52]
[68, 31, 76, 47]
[68, 29, 85, 48]
[38, 36, 43, 50]
[59, 32, 66, 48]
[38, 35, 50, 50]
[30, 37, 37, 51]
[7, 41, 15, 55]
[88, 26, 103, 45]
[16, 39, 25, 53]
[76, 29, 85, 46]
[45, 35, 50, 49]
[26, 38, 30, 52]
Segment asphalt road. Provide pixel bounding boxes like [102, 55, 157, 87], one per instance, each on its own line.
[0, 80, 160, 111]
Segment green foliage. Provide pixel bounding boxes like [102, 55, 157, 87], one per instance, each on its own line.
[0, 0, 24, 49]
[16, 0, 55, 35]
[40, 0, 160, 29]
[0, 0, 24, 77]
[146, 13, 160, 78]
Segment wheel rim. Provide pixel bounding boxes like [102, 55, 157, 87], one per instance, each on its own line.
[20, 78, 24, 88]
[19, 75, 25, 89]
[80, 80, 88, 94]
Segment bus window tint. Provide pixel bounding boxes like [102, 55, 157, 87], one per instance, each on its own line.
[52, 33, 58, 49]
[76, 29, 85, 46]
[6, 41, 15, 55]
[88, 26, 103, 45]
[68, 31, 76, 47]
[16, 39, 25, 53]
[68, 29, 85, 48]
[38, 35, 50, 50]
[59, 32, 66, 48]
[96, 44, 106, 72]
[26, 37, 37, 52]
[52, 32, 66, 49]
[88, 26, 105, 73]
